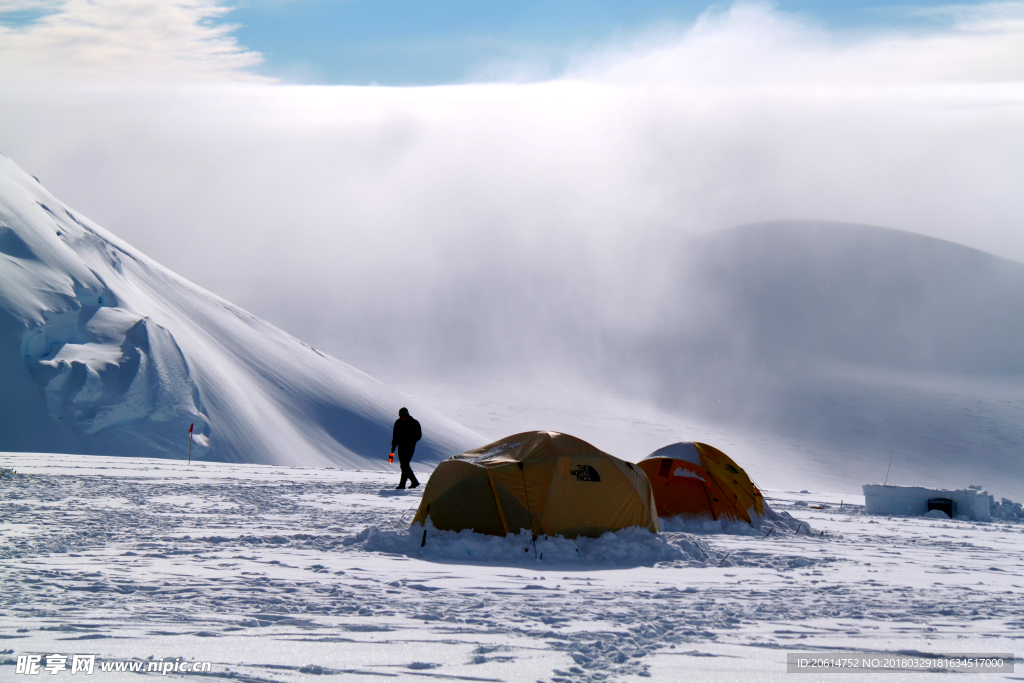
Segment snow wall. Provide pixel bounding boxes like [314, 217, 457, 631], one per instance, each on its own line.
[862, 484, 991, 521]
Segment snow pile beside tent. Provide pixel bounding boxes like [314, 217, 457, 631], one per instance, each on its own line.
[350, 523, 714, 567]
[659, 501, 812, 536]
[0, 153, 482, 466]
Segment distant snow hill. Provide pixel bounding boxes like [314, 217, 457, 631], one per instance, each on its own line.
[688, 220, 1024, 376]
[630, 220, 1024, 496]
[641, 218, 1024, 413]
[0, 154, 483, 467]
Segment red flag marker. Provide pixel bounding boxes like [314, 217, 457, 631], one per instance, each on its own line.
[188, 423, 194, 465]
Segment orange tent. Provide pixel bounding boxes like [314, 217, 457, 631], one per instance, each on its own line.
[638, 442, 764, 523]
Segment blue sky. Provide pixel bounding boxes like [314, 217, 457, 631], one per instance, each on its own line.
[0, 0, 995, 85]
[223, 0, 989, 84]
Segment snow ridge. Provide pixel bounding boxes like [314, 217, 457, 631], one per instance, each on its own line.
[0, 153, 482, 466]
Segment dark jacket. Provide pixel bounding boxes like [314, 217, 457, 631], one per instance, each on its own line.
[392, 416, 422, 452]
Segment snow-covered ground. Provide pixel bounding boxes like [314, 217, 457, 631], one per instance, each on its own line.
[3, 453, 1022, 682]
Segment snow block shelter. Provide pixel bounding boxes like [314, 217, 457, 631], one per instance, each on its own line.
[638, 442, 765, 523]
[862, 484, 992, 521]
[411, 431, 659, 538]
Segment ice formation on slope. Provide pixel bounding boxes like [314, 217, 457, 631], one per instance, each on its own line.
[0, 153, 483, 466]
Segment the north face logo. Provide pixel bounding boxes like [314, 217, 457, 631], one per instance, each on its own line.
[571, 465, 601, 482]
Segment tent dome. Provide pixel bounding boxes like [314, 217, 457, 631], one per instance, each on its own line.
[412, 431, 659, 538]
[639, 442, 764, 523]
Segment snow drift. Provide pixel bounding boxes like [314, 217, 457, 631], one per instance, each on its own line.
[354, 523, 714, 567]
[0, 153, 482, 466]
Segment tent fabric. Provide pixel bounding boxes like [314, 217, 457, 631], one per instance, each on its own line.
[639, 442, 764, 523]
[653, 442, 703, 466]
[412, 431, 659, 538]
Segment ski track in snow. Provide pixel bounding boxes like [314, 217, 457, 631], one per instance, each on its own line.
[2, 455, 1023, 682]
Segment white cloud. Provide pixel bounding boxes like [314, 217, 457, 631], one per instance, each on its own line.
[0, 0, 267, 82]
[0, 2, 1022, 384]
[574, 2, 1024, 86]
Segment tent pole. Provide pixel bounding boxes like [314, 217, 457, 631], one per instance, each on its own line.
[486, 471, 511, 536]
[688, 534, 713, 563]
[518, 462, 538, 558]
[749, 475, 784, 524]
[700, 480, 718, 521]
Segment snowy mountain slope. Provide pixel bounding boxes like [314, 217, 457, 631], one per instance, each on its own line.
[607, 220, 1024, 410]
[0, 153, 483, 466]
[686, 220, 1024, 375]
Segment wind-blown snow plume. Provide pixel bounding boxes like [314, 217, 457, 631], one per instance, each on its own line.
[0, 153, 482, 465]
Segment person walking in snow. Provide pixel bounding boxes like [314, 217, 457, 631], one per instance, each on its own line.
[392, 407, 422, 489]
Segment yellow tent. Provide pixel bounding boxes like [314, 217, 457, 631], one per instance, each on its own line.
[412, 431, 660, 538]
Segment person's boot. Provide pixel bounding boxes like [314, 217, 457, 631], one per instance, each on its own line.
[410, 480, 420, 489]
[395, 484, 406, 489]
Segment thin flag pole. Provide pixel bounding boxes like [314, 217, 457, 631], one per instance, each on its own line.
[188, 423, 194, 465]
[883, 450, 894, 486]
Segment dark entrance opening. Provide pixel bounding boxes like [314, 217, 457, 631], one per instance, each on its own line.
[927, 498, 956, 518]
